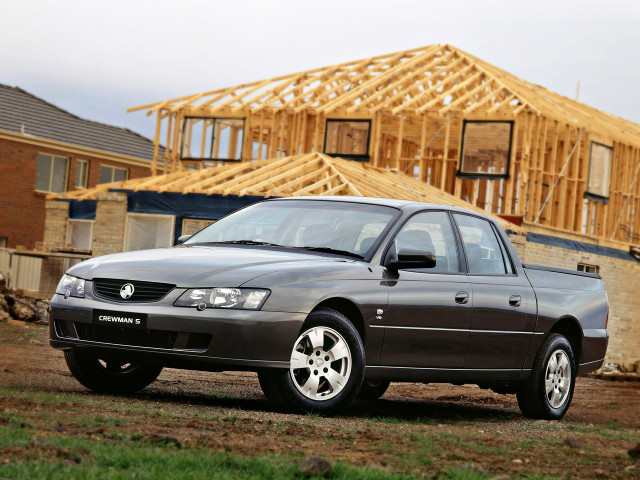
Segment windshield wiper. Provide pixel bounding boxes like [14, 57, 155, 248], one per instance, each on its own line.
[201, 241, 364, 259]
[205, 240, 285, 247]
[295, 246, 364, 259]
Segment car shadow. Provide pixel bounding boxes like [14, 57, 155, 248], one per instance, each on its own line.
[82, 387, 521, 422]
[345, 398, 520, 422]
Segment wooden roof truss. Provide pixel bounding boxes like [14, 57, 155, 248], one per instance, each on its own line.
[117, 44, 640, 248]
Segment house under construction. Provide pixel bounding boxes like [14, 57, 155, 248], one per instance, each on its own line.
[122, 43, 640, 248]
[43, 44, 640, 367]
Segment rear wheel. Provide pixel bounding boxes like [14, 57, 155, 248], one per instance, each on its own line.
[64, 348, 163, 394]
[357, 380, 390, 400]
[258, 308, 365, 415]
[516, 334, 576, 420]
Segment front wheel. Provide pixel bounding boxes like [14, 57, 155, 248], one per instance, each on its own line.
[64, 348, 163, 394]
[516, 334, 576, 420]
[258, 308, 365, 415]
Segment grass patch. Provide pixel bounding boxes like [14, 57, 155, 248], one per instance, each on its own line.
[0, 322, 48, 345]
[0, 421, 419, 480]
[565, 423, 640, 443]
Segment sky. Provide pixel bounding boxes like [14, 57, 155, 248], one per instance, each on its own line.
[1, 0, 639, 141]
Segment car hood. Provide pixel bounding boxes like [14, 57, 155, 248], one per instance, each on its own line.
[68, 245, 355, 287]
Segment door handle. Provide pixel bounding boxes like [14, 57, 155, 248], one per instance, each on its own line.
[509, 295, 522, 307]
[455, 291, 469, 304]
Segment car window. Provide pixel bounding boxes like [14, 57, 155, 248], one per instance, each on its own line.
[186, 200, 398, 258]
[394, 211, 460, 273]
[453, 214, 511, 275]
[354, 222, 387, 253]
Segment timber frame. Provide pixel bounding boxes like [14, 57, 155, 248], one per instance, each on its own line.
[119, 44, 640, 247]
[50, 152, 525, 236]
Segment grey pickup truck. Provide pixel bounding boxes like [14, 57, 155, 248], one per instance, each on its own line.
[50, 197, 609, 419]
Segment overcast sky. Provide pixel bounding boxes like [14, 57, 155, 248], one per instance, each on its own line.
[1, 0, 639, 141]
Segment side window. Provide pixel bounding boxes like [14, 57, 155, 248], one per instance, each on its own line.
[75, 160, 88, 189]
[394, 211, 460, 273]
[36, 153, 68, 193]
[453, 214, 511, 275]
[99, 165, 128, 184]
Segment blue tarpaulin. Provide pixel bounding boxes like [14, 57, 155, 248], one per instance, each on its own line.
[64, 199, 97, 220]
[526, 232, 638, 263]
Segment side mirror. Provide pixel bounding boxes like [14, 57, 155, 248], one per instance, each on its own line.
[176, 234, 192, 245]
[385, 247, 436, 270]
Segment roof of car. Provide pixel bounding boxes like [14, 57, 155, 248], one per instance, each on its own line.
[271, 196, 494, 217]
[272, 196, 413, 208]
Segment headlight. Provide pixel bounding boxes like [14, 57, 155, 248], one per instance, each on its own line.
[174, 288, 270, 310]
[56, 274, 85, 298]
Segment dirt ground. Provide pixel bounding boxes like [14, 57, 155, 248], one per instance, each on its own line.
[0, 322, 638, 479]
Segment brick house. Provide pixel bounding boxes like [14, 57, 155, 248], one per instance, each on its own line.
[0, 84, 156, 250]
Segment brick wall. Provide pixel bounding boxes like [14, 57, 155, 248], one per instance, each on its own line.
[510, 235, 640, 368]
[0, 137, 150, 250]
[38, 201, 69, 298]
[91, 192, 128, 257]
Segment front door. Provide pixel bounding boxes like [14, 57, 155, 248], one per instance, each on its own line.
[381, 211, 471, 368]
[452, 213, 536, 371]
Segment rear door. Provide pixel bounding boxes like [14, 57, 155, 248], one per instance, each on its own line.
[381, 210, 471, 368]
[452, 213, 536, 371]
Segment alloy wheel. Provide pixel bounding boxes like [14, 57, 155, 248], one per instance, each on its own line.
[289, 326, 352, 401]
[545, 349, 572, 409]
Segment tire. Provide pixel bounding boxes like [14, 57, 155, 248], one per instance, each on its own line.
[64, 348, 163, 394]
[516, 334, 576, 420]
[258, 308, 365, 416]
[357, 380, 390, 401]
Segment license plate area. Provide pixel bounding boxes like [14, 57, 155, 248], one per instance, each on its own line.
[92, 310, 147, 329]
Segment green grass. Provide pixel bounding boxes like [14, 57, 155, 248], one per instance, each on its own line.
[565, 422, 640, 443]
[0, 418, 562, 480]
[360, 414, 437, 426]
[0, 420, 481, 480]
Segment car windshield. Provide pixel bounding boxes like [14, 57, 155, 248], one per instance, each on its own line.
[184, 200, 399, 258]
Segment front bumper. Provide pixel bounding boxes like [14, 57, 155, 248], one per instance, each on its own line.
[49, 288, 306, 371]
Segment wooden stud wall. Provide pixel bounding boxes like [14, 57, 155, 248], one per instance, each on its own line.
[125, 44, 640, 247]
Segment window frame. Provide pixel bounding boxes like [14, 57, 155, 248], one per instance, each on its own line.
[323, 119, 372, 161]
[75, 159, 89, 189]
[123, 212, 176, 252]
[382, 209, 466, 275]
[457, 120, 514, 179]
[181, 217, 217, 236]
[99, 165, 129, 184]
[577, 262, 599, 274]
[65, 219, 94, 270]
[180, 116, 246, 162]
[451, 212, 517, 277]
[66, 219, 94, 249]
[35, 153, 69, 193]
[585, 141, 613, 202]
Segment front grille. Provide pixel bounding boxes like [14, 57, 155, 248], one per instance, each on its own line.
[93, 278, 175, 302]
[75, 323, 178, 349]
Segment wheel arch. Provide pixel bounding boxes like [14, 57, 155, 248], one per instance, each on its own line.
[548, 316, 583, 364]
[311, 297, 365, 342]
